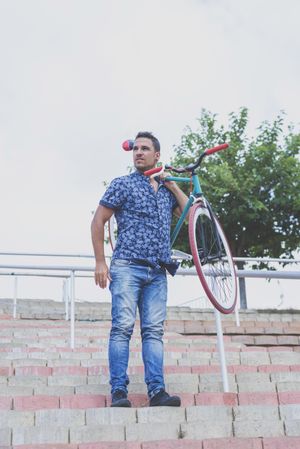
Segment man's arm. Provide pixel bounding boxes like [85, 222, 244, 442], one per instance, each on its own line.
[91, 205, 114, 289]
[163, 178, 189, 219]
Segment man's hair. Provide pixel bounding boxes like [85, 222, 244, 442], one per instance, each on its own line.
[135, 131, 160, 153]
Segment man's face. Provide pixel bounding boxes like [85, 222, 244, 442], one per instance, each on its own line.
[133, 137, 160, 172]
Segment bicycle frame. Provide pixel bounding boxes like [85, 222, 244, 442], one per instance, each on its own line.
[165, 173, 203, 247]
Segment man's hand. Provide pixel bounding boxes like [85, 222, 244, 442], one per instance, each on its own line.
[94, 260, 112, 289]
[160, 172, 177, 191]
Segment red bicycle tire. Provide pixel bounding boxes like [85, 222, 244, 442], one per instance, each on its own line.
[188, 202, 237, 314]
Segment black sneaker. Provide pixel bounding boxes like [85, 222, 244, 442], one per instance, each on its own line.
[149, 389, 181, 407]
[111, 390, 132, 407]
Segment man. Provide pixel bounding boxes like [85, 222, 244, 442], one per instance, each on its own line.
[91, 131, 189, 407]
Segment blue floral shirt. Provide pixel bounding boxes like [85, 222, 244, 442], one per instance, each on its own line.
[100, 171, 179, 275]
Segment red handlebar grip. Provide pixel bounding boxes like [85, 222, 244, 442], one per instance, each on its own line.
[144, 166, 163, 176]
[122, 140, 134, 151]
[205, 143, 229, 155]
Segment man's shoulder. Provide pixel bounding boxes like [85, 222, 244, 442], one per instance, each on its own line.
[110, 172, 140, 186]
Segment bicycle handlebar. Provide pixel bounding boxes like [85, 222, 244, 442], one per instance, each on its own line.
[122, 140, 134, 151]
[144, 166, 163, 176]
[204, 143, 228, 155]
[122, 139, 229, 175]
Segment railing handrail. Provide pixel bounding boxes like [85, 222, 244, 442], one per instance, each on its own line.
[0, 263, 299, 280]
[1, 251, 299, 264]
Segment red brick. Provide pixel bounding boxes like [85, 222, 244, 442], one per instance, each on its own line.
[263, 437, 300, 449]
[184, 321, 207, 333]
[0, 397, 12, 409]
[87, 366, 101, 375]
[195, 392, 238, 406]
[27, 347, 46, 352]
[278, 391, 300, 405]
[129, 394, 149, 408]
[172, 393, 195, 407]
[0, 366, 13, 376]
[203, 438, 263, 448]
[54, 347, 74, 352]
[52, 366, 88, 375]
[143, 441, 203, 449]
[246, 327, 266, 334]
[268, 346, 293, 352]
[88, 366, 109, 375]
[17, 445, 78, 449]
[264, 327, 285, 334]
[15, 366, 52, 376]
[75, 347, 99, 352]
[126, 394, 148, 408]
[205, 326, 218, 334]
[258, 365, 290, 373]
[255, 336, 278, 345]
[227, 346, 241, 352]
[80, 443, 141, 449]
[238, 392, 278, 406]
[290, 365, 300, 372]
[164, 320, 185, 333]
[224, 326, 246, 334]
[191, 366, 220, 374]
[164, 366, 191, 374]
[60, 394, 105, 408]
[14, 395, 59, 410]
[229, 366, 257, 374]
[242, 347, 267, 352]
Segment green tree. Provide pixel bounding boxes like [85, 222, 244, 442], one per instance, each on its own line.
[171, 108, 300, 308]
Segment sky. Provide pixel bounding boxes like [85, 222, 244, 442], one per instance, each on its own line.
[0, 0, 299, 308]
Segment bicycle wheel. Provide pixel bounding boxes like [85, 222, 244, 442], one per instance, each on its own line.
[188, 201, 237, 314]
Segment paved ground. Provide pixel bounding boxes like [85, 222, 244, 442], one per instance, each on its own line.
[1, 299, 300, 448]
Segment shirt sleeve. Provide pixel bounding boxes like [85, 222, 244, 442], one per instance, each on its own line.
[99, 177, 127, 210]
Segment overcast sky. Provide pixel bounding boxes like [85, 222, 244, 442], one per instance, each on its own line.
[0, 0, 299, 307]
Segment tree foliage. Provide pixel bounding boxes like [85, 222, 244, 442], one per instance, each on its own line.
[171, 108, 300, 262]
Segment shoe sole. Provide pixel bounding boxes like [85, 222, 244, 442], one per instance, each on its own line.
[150, 397, 181, 407]
[111, 399, 132, 407]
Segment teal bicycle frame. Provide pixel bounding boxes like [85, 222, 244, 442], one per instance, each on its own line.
[165, 173, 203, 248]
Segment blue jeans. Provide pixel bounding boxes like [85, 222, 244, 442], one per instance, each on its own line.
[108, 259, 167, 399]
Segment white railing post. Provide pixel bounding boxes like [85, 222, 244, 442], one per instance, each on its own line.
[62, 279, 69, 321]
[70, 271, 75, 349]
[235, 282, 241, 327]
[13, 275, 18, 319]
[214, 308, 229, 392]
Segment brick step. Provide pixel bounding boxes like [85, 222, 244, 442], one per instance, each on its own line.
[0, 438, 300, 449]
[2, 300, 300, 325]
[2, 353, 300, 367]
[2, 365, 300, 379]
[1, 405, 300, 445]
[1, 375, 300, 394]
[1, 310, 300, 447]
[1, 438, 300, 449]
[2, 390, 300, 409]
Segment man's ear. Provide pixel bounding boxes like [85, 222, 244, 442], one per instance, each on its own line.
[155, 152, 160, 162]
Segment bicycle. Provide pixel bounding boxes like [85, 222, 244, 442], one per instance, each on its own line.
[108, 141, 237, 314]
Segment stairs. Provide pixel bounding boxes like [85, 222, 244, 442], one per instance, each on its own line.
[1, 299, 300, 448]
